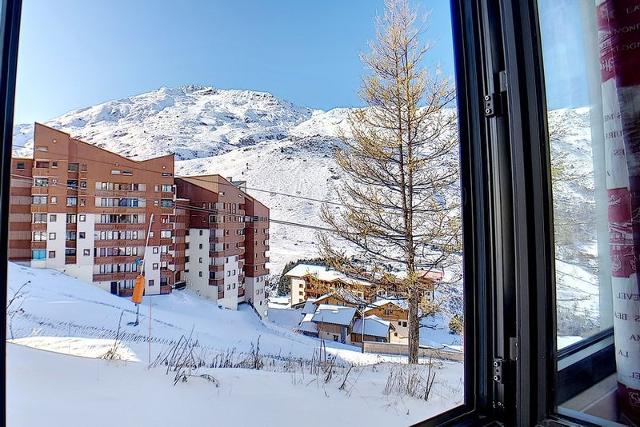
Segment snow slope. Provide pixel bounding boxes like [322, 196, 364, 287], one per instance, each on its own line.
[7, 262, 464, 426]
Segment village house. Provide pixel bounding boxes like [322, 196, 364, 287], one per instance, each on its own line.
[298, 304, 358, 344]
[351, 315, 395, 343]
[365, 299, 410, 343]
[285, 264, 376, 306]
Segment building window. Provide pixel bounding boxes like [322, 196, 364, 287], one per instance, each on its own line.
[33, 177, 48, 187]
[35, 161, 49, 168]
[199, 229, 204, 236]
[199, 257, 203, 263]
[50, 196, 57, 204]
[160, 230, 172, 238]
[152, 263, 159, 270]
[65, 248, 76, 256]
[16, 162, 25, 170]
[66, 214, 77, 224]
[153, 247, 159, 254]
[79, 232, 85, 239]
[31, 195, 47, 204]
[161, 184, 173, 192]
[79, 214, 86, 222]
[66, 197, 77, 206]
[32, 249, 46, 260]
[198, 244, 203, 249]
[83, 249, 90, 256]
[48, 251, 55, 258]
[33, 213, 47, 223]
[68, 163, 79, 172]
[198, 271, 203, 277]
[49, 232, 56, 240]
[148, 280, 154, 286]
[49, 214, 57, 222]
[51, 161, 58, 168]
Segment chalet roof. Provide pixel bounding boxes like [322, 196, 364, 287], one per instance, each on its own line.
[314, 288, 368, 307]
[365, 298, 409, 312]
[352, 316, 393, 338]
[298, 313, 318, 333]
[311, 304, 357, 327]
[284, 264, 373, 287]
[301, 299, 318, 315]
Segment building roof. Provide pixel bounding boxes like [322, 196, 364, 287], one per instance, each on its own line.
[301, 299, 318, 314]
[314, 288, 368, 307]
[297, 312, 319, 333]
[365, 298, 409, 312]
[352, 316, 393, 338]
[284, 264, 373, 287]
[311, 304, 357, 327]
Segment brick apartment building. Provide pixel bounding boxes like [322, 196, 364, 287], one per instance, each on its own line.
[8, 123, 269, 314]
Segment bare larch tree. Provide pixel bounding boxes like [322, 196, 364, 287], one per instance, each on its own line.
[319, 0, 461, 364]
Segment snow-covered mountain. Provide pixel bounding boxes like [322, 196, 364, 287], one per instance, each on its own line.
[12, 86, 598, 333]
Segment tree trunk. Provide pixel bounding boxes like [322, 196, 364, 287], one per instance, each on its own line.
[408, 287, 420, 364]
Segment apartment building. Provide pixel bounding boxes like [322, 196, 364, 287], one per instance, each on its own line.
[175, 176, 270, 314]
[9, 123, 270, 314]
[9, 123, 180, 297]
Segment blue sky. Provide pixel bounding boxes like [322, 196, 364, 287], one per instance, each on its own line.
[14, 0, 456, 124]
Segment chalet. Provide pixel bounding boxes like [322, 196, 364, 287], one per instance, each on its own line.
[365, 299, 410, 343]
[285, 264, 375, 306]
[296, 304, 358, 344]
[351, 315, 395, 343]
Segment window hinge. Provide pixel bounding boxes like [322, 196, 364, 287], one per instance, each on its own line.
[484, 93, 501, 117]
[493, 358, 505, 384]
[484, 71, 507, 118]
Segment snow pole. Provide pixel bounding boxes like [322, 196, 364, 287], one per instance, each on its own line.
[129, 214, 154, 326]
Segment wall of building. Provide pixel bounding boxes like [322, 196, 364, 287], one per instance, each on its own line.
[317, 322, 351, 344]
[8, 158, 33, 262]
[184, 228, 219, 302]
[290, 277, 306, 306]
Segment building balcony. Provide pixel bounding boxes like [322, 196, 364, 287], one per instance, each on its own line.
[160, 284, 172, 294]
[160, 253, 173, 263]
[93, 272, 139, 282]
[218, 289, 224, 299]
[30, 205, 48, 213]
[31, 241, 46, 249]
[97, 206, 146, 213]
[95, 239, 146, 248]
[238, 287, 245, 297]
[65, 256, 77, 264]
[31, 187, 48, 195]
[95, 222, 145, 230]
[209, 278, 224, 286]
[209, 251, 224, 258]
[209, 264, 224, 272]
[118, 288, 134, 297]
[94, 255, 138, 265]
[159, 238, 173, 246]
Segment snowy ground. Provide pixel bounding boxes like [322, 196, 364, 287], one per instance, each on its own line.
[6, 263, 465, 426]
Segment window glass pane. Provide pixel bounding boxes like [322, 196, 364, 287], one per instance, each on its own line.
[7, 1, 466, 425]
[539, 0, 640, 424]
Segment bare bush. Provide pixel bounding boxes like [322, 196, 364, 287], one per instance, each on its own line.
[383, 362, 438, 401]
[101, 311, 125, 361]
